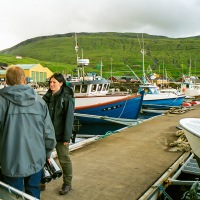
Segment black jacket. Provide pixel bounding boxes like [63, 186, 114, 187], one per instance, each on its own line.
[43, 86, 74, 143]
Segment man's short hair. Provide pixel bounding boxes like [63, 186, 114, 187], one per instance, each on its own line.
[6, 65, 25, 86]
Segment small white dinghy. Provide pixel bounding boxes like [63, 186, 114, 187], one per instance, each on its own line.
[180, 118, 200, 162]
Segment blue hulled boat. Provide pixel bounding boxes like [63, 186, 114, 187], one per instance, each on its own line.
[138, 84, 186, 109]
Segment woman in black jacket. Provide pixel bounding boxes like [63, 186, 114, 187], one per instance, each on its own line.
[43, 73, 74, 195]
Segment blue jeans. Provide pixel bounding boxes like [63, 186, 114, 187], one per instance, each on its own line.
[3, 170, 42, 199]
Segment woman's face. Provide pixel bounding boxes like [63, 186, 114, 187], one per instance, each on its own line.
[49, 77, 63, 94]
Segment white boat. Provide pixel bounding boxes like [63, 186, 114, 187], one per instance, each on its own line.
[179, 118, 200, 164]
[135, 34, 186, 110]
[180, 60, 200, 98]
[181, 81, 200, 98]
[160, 88, 180, 95]
[138, 84, 186, 109]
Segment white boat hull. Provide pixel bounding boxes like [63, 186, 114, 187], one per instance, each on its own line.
[180, 118, 200, 159]
[184, 88, 200, 97]
[75, 95, 132, 108]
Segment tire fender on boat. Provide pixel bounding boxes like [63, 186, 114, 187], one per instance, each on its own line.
[182, 102, 192, 107]
[190, 101, 200, 105]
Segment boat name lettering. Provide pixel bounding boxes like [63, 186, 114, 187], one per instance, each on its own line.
[102, 105, 121, 111]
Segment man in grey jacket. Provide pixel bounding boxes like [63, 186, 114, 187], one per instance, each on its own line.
[0, 66, 56, 199]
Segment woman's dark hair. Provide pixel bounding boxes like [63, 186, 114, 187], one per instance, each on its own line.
[49, 73, 74, 96]
[49, 73, 66, 88]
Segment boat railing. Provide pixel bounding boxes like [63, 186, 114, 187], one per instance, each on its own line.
[0, 181, 39, 200]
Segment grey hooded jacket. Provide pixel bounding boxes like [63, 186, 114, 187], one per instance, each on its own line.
[0, 85, 56, 177]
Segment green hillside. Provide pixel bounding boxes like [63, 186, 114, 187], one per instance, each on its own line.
[0, 32, 200, 80]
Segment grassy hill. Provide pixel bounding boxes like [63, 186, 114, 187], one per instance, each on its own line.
[1, 32, 200, 80]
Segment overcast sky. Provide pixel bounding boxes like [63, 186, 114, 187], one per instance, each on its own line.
[0, 0, 200, 50]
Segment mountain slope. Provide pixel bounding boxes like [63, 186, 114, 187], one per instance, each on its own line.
[0, 32, 200, 79]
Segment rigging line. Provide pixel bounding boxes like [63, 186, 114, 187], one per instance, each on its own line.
[126, 65, 143, 83]
[118, 96, 128, 118]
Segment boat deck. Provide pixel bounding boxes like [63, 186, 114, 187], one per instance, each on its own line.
[41, 105, 200, 200]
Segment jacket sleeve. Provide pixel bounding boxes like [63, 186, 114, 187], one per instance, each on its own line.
[63, 96, 75, 143]
[44, 105, 56, 159]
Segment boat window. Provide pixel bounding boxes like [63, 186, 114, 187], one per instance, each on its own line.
[91, 84, 97, 92]
[102, 84, 107, 91]
[81, 85, 87, 93]
[151, 88, 159, 94]
[75, 85, 81, 93]
[98, 84, 103, 91]
[144, 88, 149, 94]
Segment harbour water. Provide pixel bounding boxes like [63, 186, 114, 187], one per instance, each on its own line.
[76, 111, 162, 137]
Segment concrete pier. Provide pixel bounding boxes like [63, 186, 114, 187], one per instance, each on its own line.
[41, 105, 200, 200]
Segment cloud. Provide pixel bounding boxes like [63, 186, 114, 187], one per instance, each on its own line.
[0, 0, 200, 50]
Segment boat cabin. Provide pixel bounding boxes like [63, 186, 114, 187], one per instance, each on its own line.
[70, 79, 111, 97]
[160, 88, 179, 95]
[138, 85, 159, 95]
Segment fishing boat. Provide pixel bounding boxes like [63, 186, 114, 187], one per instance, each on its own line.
[181, 78, 200, 98]
[70, 34, 144, 127]
[136, 34, 186, 110]
[179, 118, 200, 165]
[75, 90, 144, 123]
[57, 33, 144, 136]
[138, 84, 186, 109]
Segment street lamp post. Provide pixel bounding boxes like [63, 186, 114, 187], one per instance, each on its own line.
[110, 58, 113, 82]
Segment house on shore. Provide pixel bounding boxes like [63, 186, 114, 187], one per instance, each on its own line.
[0, 64, 53, 83]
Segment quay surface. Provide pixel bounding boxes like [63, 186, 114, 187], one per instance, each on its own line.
[41, 105, 200, 200]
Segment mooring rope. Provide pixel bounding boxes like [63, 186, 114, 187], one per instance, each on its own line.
[168, 107, 194, 114]
[169, 130, 191, 152]
[118, 96, 128, 118]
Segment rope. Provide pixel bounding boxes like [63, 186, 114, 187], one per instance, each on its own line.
[168, 107, 194, 114]
[181, 180, 200, 199]
[97, 130, 120, 139]
[169, 130, 191, 152]
[118, 96, 128, 118]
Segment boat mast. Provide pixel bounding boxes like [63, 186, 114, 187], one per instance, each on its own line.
[100, 59, 103, 78]
[81, 48, 85, 80]
[162, 61, 164, 88]
[138, 33, 146, 84]
[74, 33, 80, 78]
[74, 33, 89, 80]
[142, 34, 145, 84]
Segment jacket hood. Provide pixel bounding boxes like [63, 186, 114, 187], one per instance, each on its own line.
[0, 85, 37, 106]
